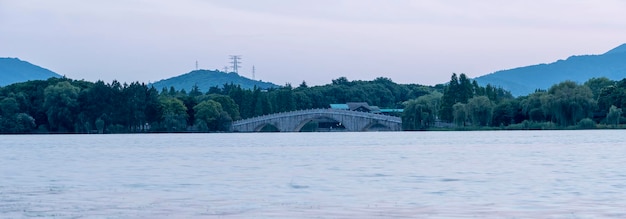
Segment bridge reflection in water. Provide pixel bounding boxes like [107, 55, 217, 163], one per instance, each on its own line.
[232, 109, 402, 132]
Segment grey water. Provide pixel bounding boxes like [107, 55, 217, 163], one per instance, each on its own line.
[1, 130, 625, 218]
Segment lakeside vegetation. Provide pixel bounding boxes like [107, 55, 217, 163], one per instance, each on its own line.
[406, 74, 624, 131]
[0, 74, 624, 133]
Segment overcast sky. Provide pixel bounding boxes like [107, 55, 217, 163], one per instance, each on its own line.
[1, 0, 625, 86]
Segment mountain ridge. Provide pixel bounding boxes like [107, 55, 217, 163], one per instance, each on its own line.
[474, 44, 626, 96]
[0, 57, 62, 86]
[150, 69, 279, 92]
[604, 43, 626, 55]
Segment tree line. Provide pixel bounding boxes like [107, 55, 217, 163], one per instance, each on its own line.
[0, 77, 435, 133]
[1, 74, 624, 133]
[402, 74, 626, 130]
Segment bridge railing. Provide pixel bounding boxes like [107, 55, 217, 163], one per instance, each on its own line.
[232, 108, 401, 126]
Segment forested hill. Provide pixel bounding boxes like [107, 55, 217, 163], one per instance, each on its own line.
[150, 70, 278, 92]
[0, 57, 61, 86]
[474, 43, 626, 96]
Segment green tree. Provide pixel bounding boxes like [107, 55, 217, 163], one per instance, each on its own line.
[257, 91, 273, 116]
[123, 82, 149, 131]
[274, 84, 296, 112]
[578, 118, 596, 129]
[293, 91, 313, 110]
[13, 113, 36, 133]
[78, 81, 113, 131]
[598, 79, 626, 112]
[402, 99, 431, 130]
[440, 73, 459, 122]
[491, 99, 521, 127]
[144, 86, 162, 126]
[210, 94, 241, 120]
[331, 77, 350, 86]
[298, 81, 308, 88]
[521, 92, 546, 122]
[544, 81, 596, 127]
[453, 102, 467, 127]
[584, 77, 614, 100]
[194, 100, 223, 131]
[0, 97, 19, 116]
[159, 96, 188, 132]
[95, 118, 105, 134]
[472, 80, 485, 96]
[458, 73, 474, 103]
[402, 92, 443, 130]
[0, 97, 36, 133]
[189, 84, 203, 97]
[606, 105, 622, 127]
[43, 81, 80, 132]
[466, 96, 494, 126]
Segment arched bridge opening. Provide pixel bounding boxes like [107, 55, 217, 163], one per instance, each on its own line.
[255, 123, 280, 132]
[364, 122, 393, 131]
[296, 116, 347, 132]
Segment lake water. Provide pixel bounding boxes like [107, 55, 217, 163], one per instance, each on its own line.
[1, 130, 626, 218]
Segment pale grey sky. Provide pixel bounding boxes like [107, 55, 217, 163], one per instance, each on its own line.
[1, 0, 625, 86]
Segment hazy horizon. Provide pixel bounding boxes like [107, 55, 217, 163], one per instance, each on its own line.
[1, 0, 625, 86]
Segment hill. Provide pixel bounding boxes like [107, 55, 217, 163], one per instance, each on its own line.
[150, 69, 279, 92]
[0, 57, 62, 86]
[474, 44, 626, 96]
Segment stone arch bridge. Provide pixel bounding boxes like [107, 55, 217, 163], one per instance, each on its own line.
[232, 109, 402, 132]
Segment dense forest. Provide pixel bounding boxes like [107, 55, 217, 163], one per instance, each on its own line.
[0, 74, 624, 133]
[0, 76, 435, 133]
[402, 74, 625, 130]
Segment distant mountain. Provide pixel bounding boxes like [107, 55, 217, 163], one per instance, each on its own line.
[474, 44, 626, 96]
[0, 57, 62, 86]
[151, 69, 279, 92]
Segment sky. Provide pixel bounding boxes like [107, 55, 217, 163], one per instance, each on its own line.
[1, 0, 625, 87]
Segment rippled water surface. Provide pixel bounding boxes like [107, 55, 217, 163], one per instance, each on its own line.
[2, 130, 626, 218]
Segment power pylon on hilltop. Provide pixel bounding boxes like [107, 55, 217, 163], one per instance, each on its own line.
[229, 55, 242, 74]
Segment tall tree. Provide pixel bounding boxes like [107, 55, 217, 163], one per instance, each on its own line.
[210, 94, 241, 120]
[440, 73, 459, 122]
[453, 102, 467, 127]
[401, 92, 441, 130]
[274, 84, 296, 113]
[43, 81, 80, 132]
[545, 81, 596, 126]
[0, 97, 35, 133]
[584, 77, 614, 100]
[466, 96, 494, 126]
[331, 77, 350, 86]
[491, 99, 521, 127]
[159, 96, 188, 132]
[123, 82, 149, 131]
[606, 105, 622, 127]
[598, 79, 626, 112]
[520, 92, 546, 122]
[458, 73, 474, 103]
[194, 100, 223, 131]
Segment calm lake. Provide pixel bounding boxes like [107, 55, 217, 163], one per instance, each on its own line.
[1, 130, 625, 218]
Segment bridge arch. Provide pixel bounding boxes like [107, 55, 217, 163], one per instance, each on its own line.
[363, 122, 393, 131]
[294, 116, 346, 132]
[255, 123, 280, 132]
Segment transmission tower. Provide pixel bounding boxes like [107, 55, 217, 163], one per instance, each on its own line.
[229, 55, 242, 74]
[195, 61, 198, 71]
[252, 65, 256, 80]
[223, 66, 230, 73]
